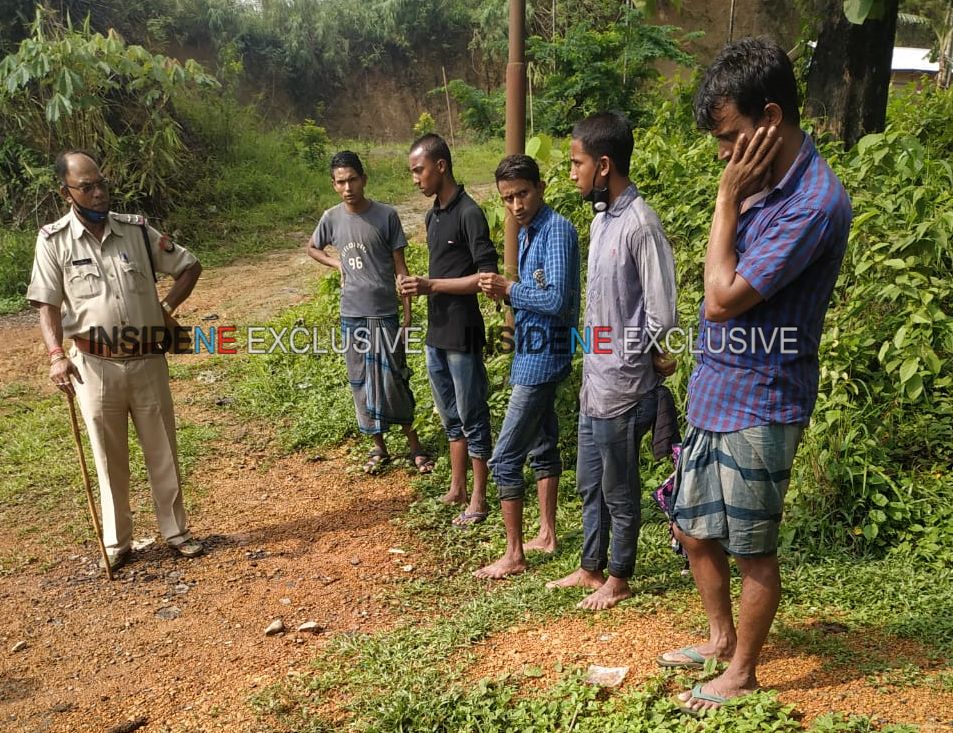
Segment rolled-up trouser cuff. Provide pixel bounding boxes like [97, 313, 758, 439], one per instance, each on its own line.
[497, 484, 525, 502]
[448, 436, 491, 461]
[608, 563, 634, 580]
[533, 469, 561, 482]
[581, 558, 608, 573]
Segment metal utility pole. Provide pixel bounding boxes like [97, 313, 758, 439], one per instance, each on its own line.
[504, 0, 527, 323]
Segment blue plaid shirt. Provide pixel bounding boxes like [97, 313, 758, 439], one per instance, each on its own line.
[687, 134, 852, 432]
[508, 205, 580, 386]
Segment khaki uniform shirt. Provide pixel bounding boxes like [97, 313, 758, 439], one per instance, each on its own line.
[26, 209, 197, 339]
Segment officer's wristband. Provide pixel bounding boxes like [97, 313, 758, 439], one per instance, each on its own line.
[161, 300, 174, 315]
[50, 354, 67, 366]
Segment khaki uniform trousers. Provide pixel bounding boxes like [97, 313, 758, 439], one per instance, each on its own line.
[69, 346, 191, 553]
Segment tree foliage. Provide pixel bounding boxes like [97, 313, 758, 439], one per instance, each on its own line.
[446, 6, 695, 138]
[0, 8, 217, 222]
[527, 8, 695, 135]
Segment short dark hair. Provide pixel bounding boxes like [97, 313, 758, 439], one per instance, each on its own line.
[330, 150, 364, 176]
[409, 133, 453, 175]
[571, 113, 634, 177]
[494, 154, 541, 185]
[693, 37, 801, 131]
[54, 149, 98, 184]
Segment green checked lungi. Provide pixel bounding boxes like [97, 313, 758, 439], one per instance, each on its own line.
[672, 424, 803, 556]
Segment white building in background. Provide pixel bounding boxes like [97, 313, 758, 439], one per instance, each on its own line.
[890, 47, 939, 85]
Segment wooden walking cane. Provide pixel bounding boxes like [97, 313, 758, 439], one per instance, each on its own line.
[66, 393, 114, 581]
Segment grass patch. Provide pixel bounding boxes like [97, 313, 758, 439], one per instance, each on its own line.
[0, 228, 33, 315]
[0, 379, 217, 559]
[779, 554, 953, 653]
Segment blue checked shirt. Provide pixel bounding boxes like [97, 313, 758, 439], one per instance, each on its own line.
[687, 134, 852, 432]
[508, 205, 580, 386]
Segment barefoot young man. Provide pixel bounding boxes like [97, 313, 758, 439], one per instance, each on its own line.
[546, 113, 677, 609]
[473, 154, 580, 579]
[307, 151, 434, 475]
[402, 134, 498, 525]
[661, 39, 851, 714]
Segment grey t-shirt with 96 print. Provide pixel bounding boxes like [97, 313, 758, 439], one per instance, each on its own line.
[312, 200, 408, 317]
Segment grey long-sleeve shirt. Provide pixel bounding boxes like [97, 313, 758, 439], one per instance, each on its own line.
[579, 184, 677, 419]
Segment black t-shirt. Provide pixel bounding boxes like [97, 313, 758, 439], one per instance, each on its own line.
[425, 186, 499, 352]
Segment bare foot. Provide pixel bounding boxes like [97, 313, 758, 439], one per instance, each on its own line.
[545, 567, 604, 590]
[523, 533, 556, 553]
[677, 673, 759, 714]
[439, 488, 468, 506]
[576, 577, 631, 610]
[473, 555, 528, 579]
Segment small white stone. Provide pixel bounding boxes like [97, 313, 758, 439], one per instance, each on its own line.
[11, 641, 27, 653]
[585, 664, 628, 687]
[402, 564, 414, 572]
[264, 619, 285, 636]
[387, 548, 406, 555]
[296, 621, 321, 634]
[279, 597, 292, 605]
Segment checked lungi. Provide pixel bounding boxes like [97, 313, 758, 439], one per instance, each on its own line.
[341, 315, 415, 435]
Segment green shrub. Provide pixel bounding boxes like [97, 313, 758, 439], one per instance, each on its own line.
[413, 111, 436, 138]
[444, 6, 696, 139]
[0, 228, 34, 314]
[287, 119, 331, 170]
[0, 8, 218, 220]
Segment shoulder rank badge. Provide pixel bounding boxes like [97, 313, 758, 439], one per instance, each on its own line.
[112, 212, 146, 226]
[39, 218, 69, 239]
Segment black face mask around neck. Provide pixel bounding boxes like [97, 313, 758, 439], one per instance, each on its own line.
[583, 170, 609, 213]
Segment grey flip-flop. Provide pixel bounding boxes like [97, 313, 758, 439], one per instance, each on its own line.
[656, 646, 708, 669]
[677, 682, 728, 717]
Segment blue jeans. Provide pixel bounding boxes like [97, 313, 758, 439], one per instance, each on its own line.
[426, 346, 492, 460]
[576, 390, 658, 579]
[489, 381, 563, 501]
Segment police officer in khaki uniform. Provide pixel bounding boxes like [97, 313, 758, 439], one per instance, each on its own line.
[27, 150, 204, 570]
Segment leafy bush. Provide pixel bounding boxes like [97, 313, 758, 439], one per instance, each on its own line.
[0, 9, 218, 220]
[784, 120, 953, 558]
[441, 79, 506, 141]
[527, 8, 695, 135]
[444, 6, 696, 139]
[413, 111, 436, 138]
[287, 119, 331, 169]
[0, 229, 34, 314]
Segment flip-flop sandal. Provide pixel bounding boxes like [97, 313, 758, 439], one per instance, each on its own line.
[363, 448, 390, 475]
[656, 646, 708, 669]
[677, 683, 728, 717]
[452, 510, 489, 527]
[408, 449, 435, 474]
